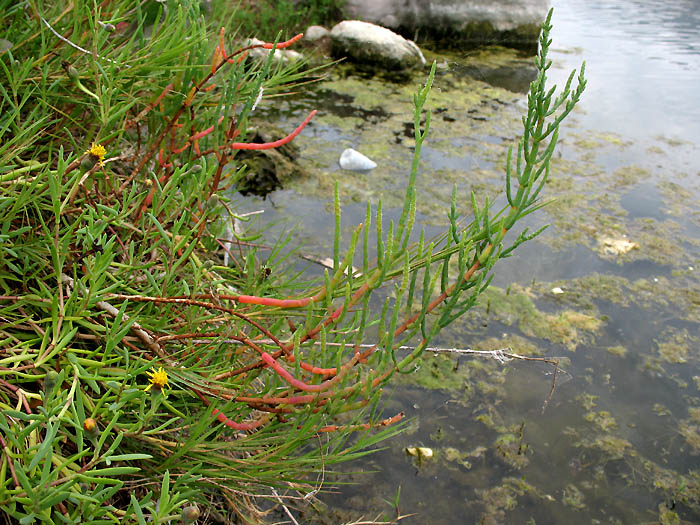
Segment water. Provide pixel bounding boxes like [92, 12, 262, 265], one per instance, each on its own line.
[548, 0, 700, 139]
[236, 0, 700, 522]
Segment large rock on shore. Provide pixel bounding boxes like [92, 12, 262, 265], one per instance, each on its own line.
[330, 20, 425, 71]
[343, 0, 550, 50]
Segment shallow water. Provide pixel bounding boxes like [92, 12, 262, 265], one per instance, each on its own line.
[236, 0, 700, 522]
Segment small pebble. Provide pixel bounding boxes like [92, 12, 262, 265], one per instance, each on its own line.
[339, 148, 377, 171]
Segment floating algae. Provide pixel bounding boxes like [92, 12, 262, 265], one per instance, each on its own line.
[469, 284, 603, 351]
[476, 477, 543, 524]
[562, 484, 586, 510]
[443, 445, 487, 470]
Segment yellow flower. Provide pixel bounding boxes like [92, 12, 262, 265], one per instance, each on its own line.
[146, 367, 169, 391]
[86, 142, 106, 166]
[83, 417, 97, 433]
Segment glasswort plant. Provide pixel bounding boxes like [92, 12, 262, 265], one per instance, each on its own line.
[0, 1, 583, 522]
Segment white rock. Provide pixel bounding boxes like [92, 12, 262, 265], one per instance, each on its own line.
[330, 20, 423, 70]
[339, 148, 377, 171]
[551, 287, 564, 295]
[304, 25, 330, 42]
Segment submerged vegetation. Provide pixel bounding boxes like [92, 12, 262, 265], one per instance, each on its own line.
[0, 1, 586, 522]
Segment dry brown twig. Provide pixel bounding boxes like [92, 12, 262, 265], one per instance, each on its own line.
[270, 487, 300, 525]
[426, 345, 567, 414]
[342, 513, 417, 525]
[60, 273, 167, 359]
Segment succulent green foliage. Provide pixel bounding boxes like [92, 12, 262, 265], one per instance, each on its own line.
[0, 2, 583, 522]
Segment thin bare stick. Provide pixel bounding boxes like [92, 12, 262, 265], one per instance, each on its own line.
[342, 514, 416, 525]
[542, 359, 560, 414]
[40, 16, 118, 64]
[60, 274, 165, 359]
[190, 338, 561, 365]
[271, 488, 300, 525]
[303, 433, 326, 502]
[96, 299, 164, 357]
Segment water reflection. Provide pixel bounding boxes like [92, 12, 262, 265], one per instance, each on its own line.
[445, 49, 538, 93]
[549, 0, 700, 138]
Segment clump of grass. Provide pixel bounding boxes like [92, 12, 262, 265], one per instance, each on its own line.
[0, 1, 584, 522]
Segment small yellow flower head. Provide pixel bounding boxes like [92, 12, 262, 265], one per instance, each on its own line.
[146, 367, 169, 391]
[86, 142, 106, 166]
[83, 417, 98, 434]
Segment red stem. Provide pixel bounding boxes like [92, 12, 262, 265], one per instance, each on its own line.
[124, 83, 172, 130]
[230, 110, 316, 150]
[262, 33, 303, 49]
[194, 390, 269, 430]
[317, 412, 404, 433]
[260, 352, 330, 392]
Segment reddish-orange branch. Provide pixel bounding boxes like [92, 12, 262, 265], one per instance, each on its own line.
[124, 83, 173, 130]
[194, 390, 269, 430]
[317, 412, 404, 433]
[262, 33, 303, 49]
[230, 110, 316, 150]
[171, 115, 226, 155]
[259, 352, 332, 392]
[234, 294, 311, 307]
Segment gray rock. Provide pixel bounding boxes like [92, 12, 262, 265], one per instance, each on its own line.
[304, 25, 330, 42]
[343, 0, 550, 49]
[330, 20, 424, 71]
[339, 148, 377, 171]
